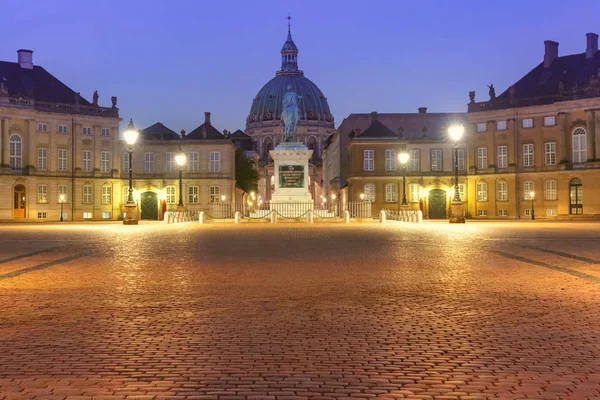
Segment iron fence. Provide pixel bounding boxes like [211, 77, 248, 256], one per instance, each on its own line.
[347, 201, 373, 218]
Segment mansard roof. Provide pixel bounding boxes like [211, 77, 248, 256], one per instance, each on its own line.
[140, 122, 180, 140]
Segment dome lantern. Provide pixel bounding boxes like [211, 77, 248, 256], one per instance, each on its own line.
[280, 15, 299, 73]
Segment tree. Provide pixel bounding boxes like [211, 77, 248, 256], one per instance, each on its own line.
[235, 148, 258, 194]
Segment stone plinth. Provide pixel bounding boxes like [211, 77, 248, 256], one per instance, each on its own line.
[449, 201, 465, 223]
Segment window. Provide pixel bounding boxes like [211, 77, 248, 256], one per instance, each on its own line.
[477, 209, 488, 217]
[83, 185, 93, 204]
[38, 123, 48, 132]
[189, 152, 199, 172]
[496, 181, 508, 201]
[166, 186, 176, 204]
[58, 184, 68, 202]
[101, 128, 110, 136]
[456, 149, 465, 171]
[102, 185, 111, 204]
[498, 209, 508, 217]
[363, 150, 374, 171]
[82, 150, 92, 172]
[37, 148, 47, 171]
[385, 183, 397, 202]
[543, 116, 556, 126]
[83, 212, 93, 219]
[524, 209, 533, 216]
[523, 144, 534, 167]
[569, 178, 583, 214]
[102, 212, 111, 219]
[430, 149, 442, 171]
[545, 142, 556, 166]
[144, 152, 155, 173]
[363, 183, 375, 201]
[123, 153, 130, 173]
[477, 147, 488, 169]
[545, 180, 557, 200]
[209, 151, 220, 172]
[476, 123, 487, 132]
[408, 149, 420, 172]
[165, 152, 175, 173]
[408, 184, 421, 203]
[572, 128, 587, 163]
[546, 208, 557, 217]
[188, 186, 199, 203]
[101, 151, 111, 173]
[37, 212, 48, 219]
[37, 184, 48, 203]
[58, 125, 68, 134]
[522, 118, 533, 128]
[210, 186, 221, 203]
[457, 183, 465, 201]
[524, 181, 535, 200]
[497, 146, 507, 168]
[9, 135, 22, 169]
[476, 181, 488, 201]
[58, 149, 67, 171]
[82, 127, 92, 135]
[385, 149, 396, 171]
[496, 121, 507, 131]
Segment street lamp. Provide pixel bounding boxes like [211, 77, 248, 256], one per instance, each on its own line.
[530, 191, 535, 220]
[175, 153, 186, 208]
[58, 194, 65, 222]
[123, 119, 139, 225]
[448, 124, 465, 223]
[360, 193, 365, 201]
[398, 152, 409, 206]
[221, 194, 226, 202]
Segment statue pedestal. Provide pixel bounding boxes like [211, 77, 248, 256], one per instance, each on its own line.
[268, 142, 313, 217]
[449, 201, 465, 223]
[123, 203, 139, 225]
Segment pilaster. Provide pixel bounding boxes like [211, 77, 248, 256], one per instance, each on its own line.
[558, 113, 567, 162]
[586, 110, 596, 160]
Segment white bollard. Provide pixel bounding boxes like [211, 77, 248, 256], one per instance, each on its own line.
[410, 213, 416, 223]
[235, 211, 241, 224]
[307, 210, 314, 223]
[169, 212, 175, 224]
[164, 211, 170, 223]
[380, 210, 386, 223]
[417, 210, 423, 223]
[344, 210, 350, 224]
[199, 211, 205, 224]
[270, 212, 277, 224]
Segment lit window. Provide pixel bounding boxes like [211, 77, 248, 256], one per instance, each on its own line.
[545, 142, 556, 166]
[385, 149, 396, 171]
[408, 149, 420, 172]
[9, 135, 22, 169]
[430, 149, 442, 171]
[38, 123, 48, 132]
[497, 146, 507, 168]
[496, 181, 508, 201]
[408, 184, 421, 203]
[522, 118, 533, 128]
[37, 184, 48, 203]
[523, 144, 534, 167]
[101, 151, 111, 173]
[82, 127, 92, 135]
[37, 148, 47, 171]
[189, 152, 199, 172]
[385, 183, 397, 202]
[477, 147, 487, 169]
[543, 116, 556, 126]
[476, 181, 488, 201]
[209, 151, 220, 172]
[58, 125, 68, 134]
[498, 209, 508, 216]
[477, 209, 488, 216]
[476, 123, 487, 132]
[524, 181, 535, 200]
[83, 185, 93, 204]
[210, 186, 221, 203]
[363, 150, 374, 171]
[101, 185, 111, 204]
[363, 183, 375, 201]
[188, 186, 199, 203]
[144, 152, 155, 173]
[83, 212, 93, 219]
[572, 128, 587, 163]
[496, 121, 507, 130]
[545, 180, 557, 200]
[166, 186, 176, 204]
[457, 183, 465, 201]
[58, 185, 68, 202]
[58, 149, 67, 171]
[546, 208, 557, 216]
[82, 150, 92, 172]
[101, 128, 110, 136]
[102, 212, 111, 219]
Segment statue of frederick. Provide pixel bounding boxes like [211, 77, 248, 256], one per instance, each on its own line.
[281, 85, 302, 142]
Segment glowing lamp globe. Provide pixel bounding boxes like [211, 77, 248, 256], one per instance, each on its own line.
[448, 124, 464, 142]
[175, 153, 186, 167]
[529, 191, 535, 198]
[398, 152, 409, 164]
[123, 119, 139, 146]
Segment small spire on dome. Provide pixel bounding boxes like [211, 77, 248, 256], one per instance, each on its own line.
[279, 15, 300, 73]
[287, 14, 291, 34]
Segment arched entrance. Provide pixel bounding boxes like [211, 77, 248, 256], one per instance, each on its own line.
[140, 191, 158, 220]
[569, 178, 583, 215]
[13, 184, 26, 218]
[428, 189, 446, 219]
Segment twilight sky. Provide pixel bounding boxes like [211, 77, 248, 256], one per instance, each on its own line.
[1, 0, 600, 133]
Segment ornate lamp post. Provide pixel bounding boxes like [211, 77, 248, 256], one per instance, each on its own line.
[530, 191, 535, 220]
[58, 194, 65, 222]
[398, 152, 409, 206]
[448, 124, 465, 223]
[123, 119, 139, 225]
[175, 153, 186, 209]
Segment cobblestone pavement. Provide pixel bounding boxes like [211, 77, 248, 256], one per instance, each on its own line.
[1, 221, 600, 400]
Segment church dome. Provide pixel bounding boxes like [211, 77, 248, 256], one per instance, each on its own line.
[247, 22, 334, 128]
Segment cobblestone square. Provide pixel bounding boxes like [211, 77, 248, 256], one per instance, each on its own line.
[1, 221, 600, 399]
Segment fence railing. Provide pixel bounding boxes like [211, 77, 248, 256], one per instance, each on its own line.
[383, 208, 422, 223]
[164, 210, 199, 223]
[347, 201, 373, 218]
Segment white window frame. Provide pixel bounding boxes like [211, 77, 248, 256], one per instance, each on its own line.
[82, 150, 92, 172]
[58, 184, 68, 203]
[83, 212, 93, 219]
[58, 149, 67, 171]
[498, 209, 508, 217]
[546, 208, 557, 217]
[457, 183, 465, 201]
[188, 186, 199, 203]
[430, 149, 443, 171]
[83, 185, 93, 204]
[101, 151, 111, 173]
[408, 149, 420, 172]
[478, 209, 488, 217]
[189, 152, 199, 172]
[37, 212, 48, 219]
[522, 118, 533, 128]
[545, 142, 556, 166]
[102, 212, 111, 219]
[209, 186, 221, 203]
[82, 126, 92, 135]
[496, 180, 508, 201]
[543, 116, 556, 126]
[363, 183, 375, 202]
[101, 185, 111, 204]
[476, 181, 488, 201]
[165, 152, 175, 173]
[144, 152, 155, 173]
[38, 123, 48, 132]
[123, 153, 130, 173]
[572, 128, 587, 163]
[363, 150, 374, 171]
[58, 125, 68, 134]
[166, 186, 176, 204]
[524, 181, 535, 200]
[456, 149, 465, 171]
[477, 147, 488, 170]
[9, 135, 22, 169]
[496, 121, 507, 131]
[37, 184, 48, 203]
[476, 123, 487, 132]
[408, 183, 420, 203]
[37, 148, 47, 171]
[385, 183, 397, 203]
[209, 151, 220, 172]
[497, 145, 507, 168]
[101, 128, 110, 136]
[384, 149, 396, 171]
[545, 180, 557, 200]
[523, 144, 534, 167]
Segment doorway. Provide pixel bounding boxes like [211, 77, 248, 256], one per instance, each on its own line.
[13, 185, 26, 218]
[569, 178, 583, 215]
[428, 189, 446, 219]
[140, 191, 158, 220]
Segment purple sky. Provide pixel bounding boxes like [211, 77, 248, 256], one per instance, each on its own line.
[2, 0, 600, 133]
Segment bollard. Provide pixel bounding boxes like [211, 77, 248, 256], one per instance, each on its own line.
[270, 212, 277, 224]
[164, 211, 170, 223]
[344, 210, 350, 224]
[410, 213, 416, 223]
[380, 210, 386, 223]
[307, 210, 314, 223]
[169, 212, 175, 224]
[417, 210, 423, 223]
[199, 211, 205, 224]
[235, 211, 241, 224]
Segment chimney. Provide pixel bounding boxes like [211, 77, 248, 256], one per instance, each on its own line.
[370, 111, 378, 124]
[17, 49, 33, 69]
[586, 33, 598, 59]
[544, 40, 559, 68]
[204, 111, 211, 125]
[418, 107, 427, 114]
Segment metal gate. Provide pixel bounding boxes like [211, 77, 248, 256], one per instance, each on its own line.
[140, 191, 158, 220]
[428, 189, 446, 219]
